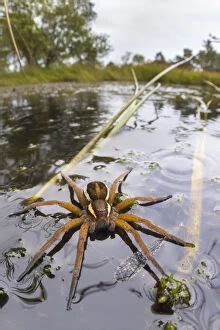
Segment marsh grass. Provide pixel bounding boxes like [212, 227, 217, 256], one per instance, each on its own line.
[1, 63, 220, 87]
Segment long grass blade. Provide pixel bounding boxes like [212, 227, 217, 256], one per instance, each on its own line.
[108, 83, 161, 137]
[26, 57, 193, 203]
[3, 0, 22, 70]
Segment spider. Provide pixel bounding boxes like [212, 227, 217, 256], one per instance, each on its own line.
[14, 170, 194, 310]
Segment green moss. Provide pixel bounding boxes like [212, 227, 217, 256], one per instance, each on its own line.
[153, 274, 191, 314]
[163, 322, 177, 330]
[4, 247, 26, 258]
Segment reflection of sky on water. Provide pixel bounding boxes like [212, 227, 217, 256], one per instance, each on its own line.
[0, 83, 220, 329]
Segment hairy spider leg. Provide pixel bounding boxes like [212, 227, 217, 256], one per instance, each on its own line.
[115, 195, 172, 212]
[119, 214, 195, 248]
[108, 169, 132, 205]
[13, 200, 82, 216]
[115, 219, 166, 276]
[17, 218, 83, 282]
[61, 172, 88, 208]
[67, 184, 82, 209]
[67, 222, 89, 310]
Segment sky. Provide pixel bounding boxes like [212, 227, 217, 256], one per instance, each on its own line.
[93, 0, 220, 63]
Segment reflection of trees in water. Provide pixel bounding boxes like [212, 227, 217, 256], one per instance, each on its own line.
[0, 91, 107, 189]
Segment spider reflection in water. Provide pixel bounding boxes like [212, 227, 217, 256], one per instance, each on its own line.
[15, 170, 194, 310]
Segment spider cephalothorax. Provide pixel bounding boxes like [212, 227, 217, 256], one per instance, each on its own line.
[13, 170, 194, 310]
[86, 181, 112, 228]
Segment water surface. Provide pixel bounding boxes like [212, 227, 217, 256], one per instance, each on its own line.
[0, 82, 220, 330]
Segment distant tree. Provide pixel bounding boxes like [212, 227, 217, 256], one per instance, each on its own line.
[174, 48, 193, 68]
[154, 51, 166, 64]
[121, 51, 132, 65]
[0, 0, 111, 68]
[209, 34, 220, 44]
[132, 53, 145, 65]
[196, 39, 220, 71]
[106, 61, 115, 67]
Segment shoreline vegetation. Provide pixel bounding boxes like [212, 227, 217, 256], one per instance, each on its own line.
[1, 63, 220, 88]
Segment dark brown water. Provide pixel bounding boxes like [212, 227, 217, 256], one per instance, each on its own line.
[0, 83, 220, 330]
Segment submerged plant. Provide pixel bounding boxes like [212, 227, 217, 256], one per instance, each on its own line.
[153, 274, 191, 314]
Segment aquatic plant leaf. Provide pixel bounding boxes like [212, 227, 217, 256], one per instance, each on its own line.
[153, 274, 191, 314]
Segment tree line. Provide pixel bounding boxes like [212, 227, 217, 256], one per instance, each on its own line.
[121, 37, 220, 72]
[0, 0, 110, 70]
[1, 0, 220, 73]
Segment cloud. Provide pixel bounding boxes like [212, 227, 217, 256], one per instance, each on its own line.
[93, 0, 220, 63]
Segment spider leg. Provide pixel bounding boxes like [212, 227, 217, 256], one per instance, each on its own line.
[66, 222, 89, 310]
[119, 214, 195, 248]
[61, 172, 88, 208]
[17, 218, 82, 282]
[130, 222, 188, 247]
[108, 169, 132, 205]
[115, 219, 166, 276]
[11, 200, 82, 216]
[68, 185, 82, 209]
[115, 195, 172, 212]
[116, 227, 159, 282]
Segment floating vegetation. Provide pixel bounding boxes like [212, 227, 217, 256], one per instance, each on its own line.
[4, 247, 26, 259]
[42, 265, 55, 279]
[194, 257, 217, 282]
[0, 247, 26, 280]
[92, 155, 118, 164]
[147, 161, 160, 170]
[152, 274, 191, 314]
[172, 193, 185, 203]
[93, 164, 106, 171]
[60, 174, 88, 185]
[150, 320, 180, 330]
[0, 287, 9, 308]
[163, 322, 177, 330]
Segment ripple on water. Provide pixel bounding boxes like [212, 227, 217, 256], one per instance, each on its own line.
[152, 150, 193, 191]
[208, 315, 220, 330]
[152, 145, 219, 192]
